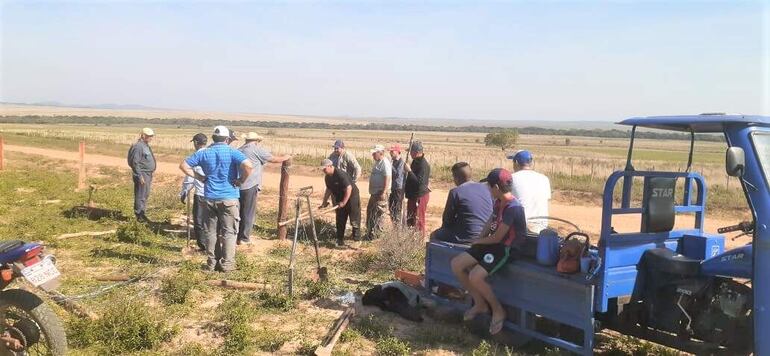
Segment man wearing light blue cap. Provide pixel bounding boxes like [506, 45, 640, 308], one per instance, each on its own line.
[507, 150, 551, 233]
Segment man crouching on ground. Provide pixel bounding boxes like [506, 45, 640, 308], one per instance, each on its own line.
[450, 168, 527, 335]
[180, 126, 253, 272]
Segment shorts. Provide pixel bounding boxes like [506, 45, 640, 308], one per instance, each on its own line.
[432, 226, 472, 244]
[466, 244, 516, 275]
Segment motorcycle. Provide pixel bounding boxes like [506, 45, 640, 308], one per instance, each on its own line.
[0, 240, 67, 355]
[619, 221, 754, 353]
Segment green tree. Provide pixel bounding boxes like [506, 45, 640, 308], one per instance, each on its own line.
[484, 129, 519, 151]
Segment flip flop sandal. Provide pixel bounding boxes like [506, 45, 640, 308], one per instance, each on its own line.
[463, 308, 487, 321]
[489, 317, 506, 335]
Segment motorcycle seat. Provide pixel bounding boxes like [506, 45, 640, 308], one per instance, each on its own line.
[0, 240, 24, 254]
[641, 248, 701, 276]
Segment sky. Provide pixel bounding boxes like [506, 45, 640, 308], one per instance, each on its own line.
[1, 1, 768, 122]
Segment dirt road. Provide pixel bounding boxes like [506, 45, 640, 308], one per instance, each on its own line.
[6, 144, 746, 245]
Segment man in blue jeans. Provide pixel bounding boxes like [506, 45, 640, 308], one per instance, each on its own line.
[127, 128, 156, 222]
[180, 126, 253, 272]
[431, 162, 493, 243]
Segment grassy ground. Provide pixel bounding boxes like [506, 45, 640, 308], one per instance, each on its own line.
[0, 151, 686, 355]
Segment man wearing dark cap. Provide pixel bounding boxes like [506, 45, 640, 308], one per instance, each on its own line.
[328, 139, 361, 183]
[450, 168, 527, 335]
[320, 159, 362, 246]
[404, 141, 431, 236]
[180, 133, 208, 250]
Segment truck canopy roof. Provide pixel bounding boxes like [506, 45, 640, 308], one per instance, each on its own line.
[618, 114, 770, 133]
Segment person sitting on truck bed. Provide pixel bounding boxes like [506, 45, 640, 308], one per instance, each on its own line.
[450, 168, 527, 335]
[430, 162, 493, 243]
[507, 150, 551, 234]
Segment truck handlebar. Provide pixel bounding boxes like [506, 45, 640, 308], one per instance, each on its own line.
[717, 221, 754, 234]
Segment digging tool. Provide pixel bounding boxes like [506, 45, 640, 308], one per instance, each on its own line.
[302, 187, 329, 282]
[288, 196, 302, 295]
[314, 306, 355, 356]
[184, 187, 194, 249]
[287, 186, 331, 295]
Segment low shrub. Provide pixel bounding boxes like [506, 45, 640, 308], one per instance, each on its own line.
[68, 299, 175, 354]
[160, 264, 205, 305]
[256, 290, 296, 311]
[115, 220, 155, 244]
[375, 336, 411, 356]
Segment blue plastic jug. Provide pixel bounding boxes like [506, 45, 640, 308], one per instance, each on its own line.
[536, 228, 560, 266]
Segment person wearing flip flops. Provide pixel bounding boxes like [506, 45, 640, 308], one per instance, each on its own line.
[450, 168, 527, 335]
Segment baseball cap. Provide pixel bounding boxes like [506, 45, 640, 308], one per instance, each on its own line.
[507, 150, 533, 165]
[320, 158, 334, 167]
[370, 144, 385, 153]
[141, 128, 155, 136]
[481, 168, 513, 187]
[213, 126, 230, 138]
[243, 132, 263, 141]
[388, 144, 402, 153]
[333, 140, 345, 149]
[410, 141, 424, 152]
[191, 133, 208, 145]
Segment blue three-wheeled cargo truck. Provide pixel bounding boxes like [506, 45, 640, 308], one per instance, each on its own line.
[425, 114, 768, 355]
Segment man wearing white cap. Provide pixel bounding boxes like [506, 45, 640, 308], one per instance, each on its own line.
[180, 126, 253, 272]
[236, 132, 291, 244]
[365, 144, 392, 240]
[127, 128, 157, 222]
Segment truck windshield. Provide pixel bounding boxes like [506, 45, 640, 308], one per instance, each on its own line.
[752, 132, 770, 188]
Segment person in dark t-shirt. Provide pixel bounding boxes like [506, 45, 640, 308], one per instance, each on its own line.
[431, 162, 493, 243]
[450, 168, 527, 336]
[320, 159, 362, 246]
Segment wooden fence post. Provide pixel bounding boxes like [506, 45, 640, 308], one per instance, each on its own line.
[0, 136, 4, 170]
[78, 141, 86, 190]
[277, 158, 292, 240]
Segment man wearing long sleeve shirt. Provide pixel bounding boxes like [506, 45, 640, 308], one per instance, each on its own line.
[404, 141, 431, 236]
[127, 128, 157, 222]
[388, 144, 406, 225]
[180, 133, 208, 251]
[328, 139, 361, 183]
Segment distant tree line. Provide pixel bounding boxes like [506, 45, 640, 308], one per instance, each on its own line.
[0, 115, 724, 142]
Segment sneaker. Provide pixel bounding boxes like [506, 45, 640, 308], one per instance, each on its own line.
[237, 239, 252, 245]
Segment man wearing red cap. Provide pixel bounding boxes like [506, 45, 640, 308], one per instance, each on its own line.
[388, 144, 406, 225]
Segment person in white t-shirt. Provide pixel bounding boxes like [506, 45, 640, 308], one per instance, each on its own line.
[507, 150, 551, 233]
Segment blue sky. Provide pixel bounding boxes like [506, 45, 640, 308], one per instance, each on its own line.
[1, 1, 768, 121]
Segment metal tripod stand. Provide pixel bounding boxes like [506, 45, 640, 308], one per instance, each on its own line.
[288, 186, 328, 295]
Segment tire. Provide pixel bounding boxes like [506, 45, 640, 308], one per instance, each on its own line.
[0, 289, 67, 355]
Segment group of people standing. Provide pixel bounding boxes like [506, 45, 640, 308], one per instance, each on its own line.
[128, 125, 552, 298]
[319, 139, 432, 246]
[129, 126, 290, 272]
